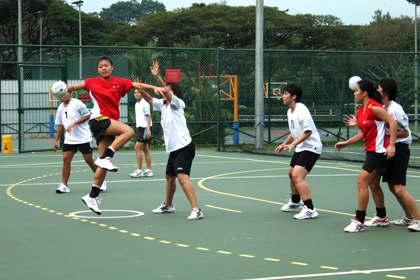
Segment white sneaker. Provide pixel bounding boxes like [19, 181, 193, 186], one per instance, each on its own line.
[152, 202, 175, 213]
[281, 199, 304, 212]
[95, 157, 118, 172]
[344, 218, 365, 233]
[394, 216, 415, 226]
[130, 169, 144, 178]
[100, 181, 107, 192]
[294, 205, 319, 219]
[56, 183, 70, 193]
[81, 194, 102, 215]
[143, 169, 153, 177]
[364, 214, 390, 227]
[187, 208, 203, 220]
[407, 220, 420, 232]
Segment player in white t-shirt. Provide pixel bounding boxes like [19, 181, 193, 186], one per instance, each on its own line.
[136, 61, 203, 220]
[130, 88, 153, 178]
[54, 92, 106, 193]
[275, 84, 322, 220]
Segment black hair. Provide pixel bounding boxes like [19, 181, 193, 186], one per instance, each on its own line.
[377, 78, 398, 101]
[283, 83, 302, 102]
[166, 82, 183, 100]
[357, 79, 383, 104]
[97, 56, 113, 67]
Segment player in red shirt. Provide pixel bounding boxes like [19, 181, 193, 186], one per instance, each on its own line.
[335, 79, 397, 232]
[67, 56, 167, 215]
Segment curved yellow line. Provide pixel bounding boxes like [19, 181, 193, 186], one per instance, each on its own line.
[198, 168, 355, 217]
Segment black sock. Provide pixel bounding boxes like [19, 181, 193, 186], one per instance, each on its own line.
[304, 199, 314, 210]
[100, 148, 115, 159]
[89, 185, 101, 198]
[356, 210, 366, 223]
[291, 194, 301, 203]
[376, 207, 386, 218]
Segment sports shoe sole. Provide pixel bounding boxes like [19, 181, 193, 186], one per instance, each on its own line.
[56, 189, 69, 193]
[81, 197, 102, 215]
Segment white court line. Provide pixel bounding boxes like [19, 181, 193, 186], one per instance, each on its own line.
[0, 160, 85, 167]
[69, 210, 144, 219]
[243, 266, 420, 280]
[0, 174, 360, 187]
[0, 152, 167, 159]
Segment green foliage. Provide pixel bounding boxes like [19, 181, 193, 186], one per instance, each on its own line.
[124, 40, 162, 81]
[99, 0, 165, 24]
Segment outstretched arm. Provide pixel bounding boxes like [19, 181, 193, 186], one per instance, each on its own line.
[150, 61, 167, 87]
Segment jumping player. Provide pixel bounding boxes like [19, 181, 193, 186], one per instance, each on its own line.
[67, 56, 167, 215]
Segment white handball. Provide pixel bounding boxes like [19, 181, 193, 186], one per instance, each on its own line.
[51, 81, 68, 98]
[349, 76, 361, 91]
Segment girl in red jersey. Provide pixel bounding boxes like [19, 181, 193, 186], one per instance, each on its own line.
[67, 56, 167, 215]
[335, 79, 397, 233]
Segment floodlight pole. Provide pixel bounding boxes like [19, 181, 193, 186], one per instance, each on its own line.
[255, 0, 264, 150]
[35, 11, 44, 79]
[408, 0, 420, 131]
[416, 5, 419, 132]
[72, 1, 83, 80]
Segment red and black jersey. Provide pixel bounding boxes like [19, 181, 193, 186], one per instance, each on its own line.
[85, 76, 133, 120]
[357, 99, 389, 153]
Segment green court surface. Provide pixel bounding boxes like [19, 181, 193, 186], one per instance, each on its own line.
[1, 150, 419, 280]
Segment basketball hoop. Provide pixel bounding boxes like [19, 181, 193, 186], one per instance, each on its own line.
[275, 93, 282, 100]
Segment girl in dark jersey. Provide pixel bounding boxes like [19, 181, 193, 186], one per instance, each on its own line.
[67, 56, 167, 215]
[335, 79, 397, 233]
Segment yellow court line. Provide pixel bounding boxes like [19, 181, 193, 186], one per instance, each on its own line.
[205, 205, 242, 213]
[386, 275, 406, 279]
[198, 169, 355, 217]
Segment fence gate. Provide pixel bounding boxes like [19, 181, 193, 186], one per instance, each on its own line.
[17, 63, 66, 152]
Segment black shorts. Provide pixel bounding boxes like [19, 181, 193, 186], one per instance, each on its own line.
[166, 141, 195, 176]
[63, 142, 93, 154]
[89, 117, 114, 145]
[137, 127, 152, 144]
[362, 151, 390, 175]
[290, 151, 320, 173]
[383, 143, 410, 186]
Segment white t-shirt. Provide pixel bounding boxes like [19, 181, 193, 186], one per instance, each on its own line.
[287, 102, 322, 154]
[152, 94, 192, 153]
[386, 101, 411, 145]
[135, 98, 152, 128]
[55, 98, 92, 144]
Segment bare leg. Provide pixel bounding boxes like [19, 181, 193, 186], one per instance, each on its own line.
[143, 144, 152, 170]
[177, 173, 198, 209]
[291, 166, 311, 200]
[134, 142, 144, 170]
[368, 175, 385, 208]
[103, 119, 134, 151]
[165, 174, 177, 205]
[288, 166, 299, 196]
[357, 169, 379, 211]
[82, 152, 97, 173]
[62, 151, 75, 186]
[391, 184, 420, 220]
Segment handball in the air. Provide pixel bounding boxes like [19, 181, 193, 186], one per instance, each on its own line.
[349, 76, 361, 91]
[51, 81, 68, 98]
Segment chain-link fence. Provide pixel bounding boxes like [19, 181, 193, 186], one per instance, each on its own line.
[1, 45, 420, 166]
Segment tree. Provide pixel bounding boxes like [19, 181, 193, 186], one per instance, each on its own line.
[357, 10, 414, 52]
[99, 0, 165, 24]
[133, 4, 356, 50]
